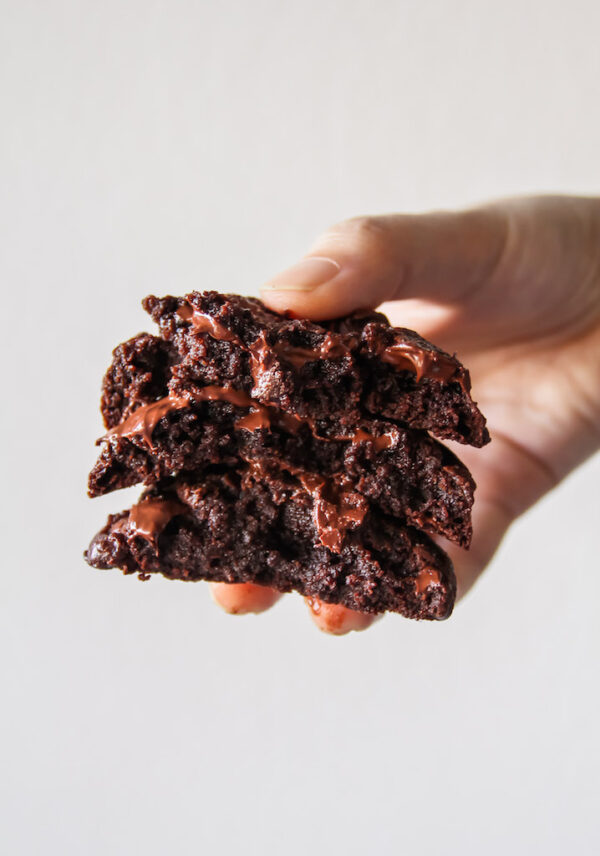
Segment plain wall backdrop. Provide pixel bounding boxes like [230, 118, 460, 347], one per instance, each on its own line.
[1, 1, 599, 854]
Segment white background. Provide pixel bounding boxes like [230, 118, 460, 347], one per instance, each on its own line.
[1, 1, 599, 854]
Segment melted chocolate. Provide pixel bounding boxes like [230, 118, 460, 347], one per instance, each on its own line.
[238, 401, 307, 436]
[235, 409, 271, 432]
[192, 385, 255, 408]
[128, 497, 186, 545]
[105, 385, 305, 446]
[311, 488, 367, 552]
[243, 459, 367, 553]
[178, 301, 355, 388]
[177, 305, 239, 343]
[247, 332, 276, 396]
[272, 332, 357, 369]
[106, 383, 401, 454]
[381, 342, 459, 384]
[107, 396, 190, 446]
[351, 428, 395, 451]
[414, 567, 442, 594]
[107, 386, 259, 445]
[178, 299, 464, 391]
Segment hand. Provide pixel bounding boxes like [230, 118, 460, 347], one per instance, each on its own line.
[211, 196, 600, 634]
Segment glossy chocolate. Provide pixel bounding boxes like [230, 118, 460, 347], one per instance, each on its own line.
[272, 332, 357, 369]
[243, 458, 367, 553]
[106, 377, 405, 459]
[176, 304, 239, 343]
[107, 386, 259, 445]
[380, 341, 460, 384]
[351, 428, 395, 451]
[107, 395, 190, 446]
[235, 409, 272, 432]
[128, 497, 186, 545]
[178, 298, 461, 388]
[414, 567, 442, 594]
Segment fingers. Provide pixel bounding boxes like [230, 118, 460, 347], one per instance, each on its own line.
[209, 582, 377, 634]
[260, 196, 600, 347]
[261, 209, 507, 322]
[305, 598, 380, 635]
[209, 582, 282, 614]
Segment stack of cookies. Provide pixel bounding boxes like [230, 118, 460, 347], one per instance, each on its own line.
[85, 291, 489, 620]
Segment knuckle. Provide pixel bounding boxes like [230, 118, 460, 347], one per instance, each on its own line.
[325, 215, 393, 254]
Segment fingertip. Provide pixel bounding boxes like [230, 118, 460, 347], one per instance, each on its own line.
[260, 215, 412, 319]
[305, 597, 380, 635]
[261, 268, 386, 321]
[210, 582, 282, 615]
[259, 256, 347, 320]
[260, 222, 401, 322]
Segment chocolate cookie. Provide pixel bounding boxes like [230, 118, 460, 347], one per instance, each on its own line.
[89, 400, 475, 547]
[85, 291, 490, 620]
[86, 470, 456, 620]
[142, 291, 489, 445]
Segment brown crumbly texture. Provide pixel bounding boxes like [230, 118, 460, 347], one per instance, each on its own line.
[101, 333, 177, 430]
[140, 291, 489, 445]
[89, 400, 475, 547]
[86, 472, 456, 619]
[85, 291, 490, 620]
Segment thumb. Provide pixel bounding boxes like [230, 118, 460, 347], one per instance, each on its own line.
[260, 209, 506, 321]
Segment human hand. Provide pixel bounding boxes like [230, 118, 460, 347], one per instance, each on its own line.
[211, 196, 600, 634]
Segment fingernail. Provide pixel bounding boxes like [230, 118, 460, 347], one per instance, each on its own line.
[262, 256, 341, 292]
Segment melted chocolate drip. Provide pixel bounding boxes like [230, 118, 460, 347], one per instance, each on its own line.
[351, 428, 395, 452]
[108, 386, 258, 445]
[107, 396, 190, 446]
[380, 341, 460, 384]
[127, 497, 186, 545]
[414, 567, 442, 594]
[310, 487, 367, 552]
[272, 332, 357, 369]
[234, 409, 272, 432]
[246, 332, 277, 398]
[105, 383, 398, 455]
[176, 305, 239, 343]
[243, 459, 367, 553]
[177, 299, 459, 386]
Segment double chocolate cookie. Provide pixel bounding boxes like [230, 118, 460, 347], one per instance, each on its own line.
[85, 291, 489, 620]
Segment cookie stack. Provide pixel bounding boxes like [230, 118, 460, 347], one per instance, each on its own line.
[85, 291, 489, 620]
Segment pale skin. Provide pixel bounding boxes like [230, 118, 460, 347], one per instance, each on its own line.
[208, 195, 600, 634]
